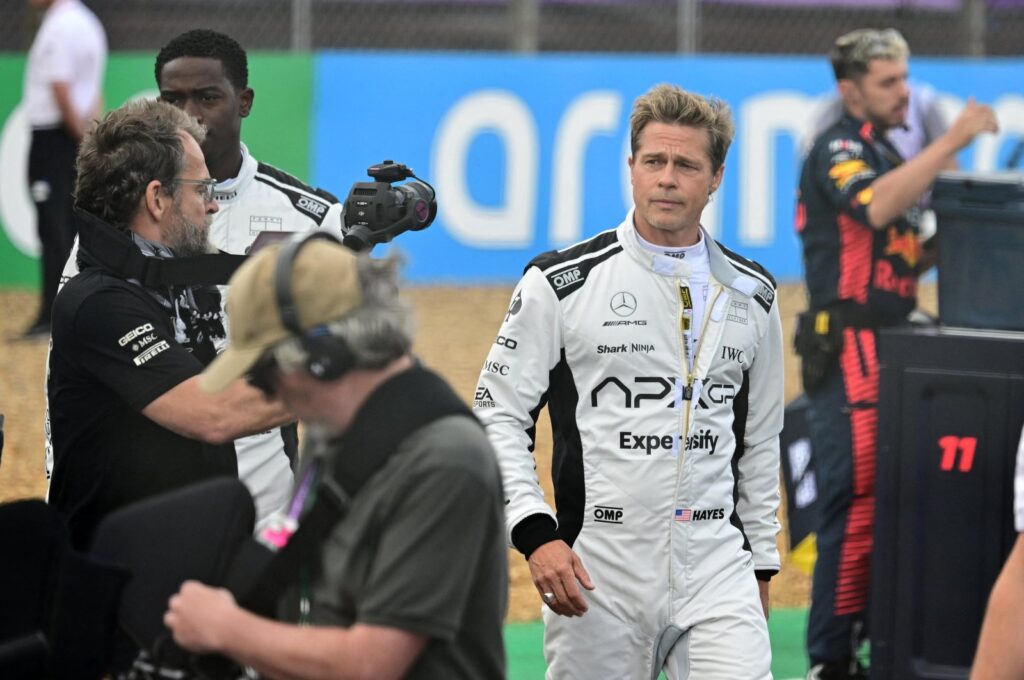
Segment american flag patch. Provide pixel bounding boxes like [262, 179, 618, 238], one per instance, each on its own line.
[674, 508, 692, 522]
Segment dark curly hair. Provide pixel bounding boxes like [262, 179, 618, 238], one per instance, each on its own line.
[74, 100, 206, 230]
[155, 29, 249, 90]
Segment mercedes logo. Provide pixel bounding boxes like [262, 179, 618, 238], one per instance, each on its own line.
[610, 291, 637, 317]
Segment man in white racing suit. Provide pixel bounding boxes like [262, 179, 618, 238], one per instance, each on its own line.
[474, 83, 784, 679]
[45, 30, 344, 531]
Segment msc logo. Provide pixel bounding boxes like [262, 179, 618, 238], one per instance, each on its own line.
[474, 386, 497, 408]
[549, 266, 583, 291]
[495, 335, 518, 350]
[483, 361, 510, 376]
[594, 505, 623, 524]
[610, 291, 637, 317]
[296, 196, 328, 218]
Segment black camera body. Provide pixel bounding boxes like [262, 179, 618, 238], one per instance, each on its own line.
[342, 160, 437, 252]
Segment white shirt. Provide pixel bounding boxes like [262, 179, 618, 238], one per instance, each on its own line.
[23, 0, 107, 128]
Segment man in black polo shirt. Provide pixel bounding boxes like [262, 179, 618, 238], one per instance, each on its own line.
[47, 98, 292, 550]
[796, 28, 997, 679]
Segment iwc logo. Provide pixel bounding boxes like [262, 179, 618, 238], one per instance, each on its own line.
[609, 291, 637, 317]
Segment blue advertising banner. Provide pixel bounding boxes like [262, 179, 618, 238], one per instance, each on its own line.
[312, 54, 1024, 283]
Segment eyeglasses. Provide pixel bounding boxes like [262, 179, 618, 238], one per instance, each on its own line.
[173, 177, 218, 203]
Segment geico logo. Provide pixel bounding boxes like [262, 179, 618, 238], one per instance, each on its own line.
[591, 376, 674, 409]
[483, 361, 510, 375]
[550, 267, 582, 290]
[593, 505, 623, 523]
[684, 429, 719, 455]
[495, 335, 518, 349]
[699, 383, 736, 407]
[296, 196, 327, 216]
[619, 431, 676, 455]
[118, 323, 155, 347]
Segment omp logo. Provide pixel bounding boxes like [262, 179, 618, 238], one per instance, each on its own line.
[619, 431, 677, 455]
[119, 323, 154, 347]
[674, 507, 725, 522]
[296, 196, 327, 217]
[609, 291, 637, 317]
[495, 335, 518, 350]
[594, 505, 623, 524]
[755, 283, 775, 308]
[721, 346, 744, 363]
[483, 361, 510, 375]
[591, 376, 675, 409]
[133, 340, 170, 366]
[474, 386, 497, 408]
[549, 266, 582, 291]
[684, 429, 719, 454]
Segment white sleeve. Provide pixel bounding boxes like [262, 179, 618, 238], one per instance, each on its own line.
[736, 296, 784, 575]
[39, 18, 76, 83]
[1015, 424, 1024, 533]
[319, 200, 347, 243]
[473, 266, 563, 546]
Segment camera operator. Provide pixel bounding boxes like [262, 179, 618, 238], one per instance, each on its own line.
[164, 236, 507, 679]
[47, 98, 293, 550]
[46, 29, 348, 531]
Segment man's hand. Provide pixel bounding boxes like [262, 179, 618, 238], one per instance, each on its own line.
[164, 581, 240, 654]
[944, 98, 999, 152]
[528, 540, 595, 617]
[758, 580, 770, 620]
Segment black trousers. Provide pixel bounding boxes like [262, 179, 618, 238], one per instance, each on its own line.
[28, 126, 78, 327]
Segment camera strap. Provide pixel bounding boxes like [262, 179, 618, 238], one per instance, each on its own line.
[75, 209, 247, 287]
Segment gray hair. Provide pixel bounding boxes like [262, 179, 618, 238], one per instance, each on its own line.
[830, 28, 910, 81]
[276, 253, 414, 375]
[74, 99, 206, 231]
[630, 83, 735, 172]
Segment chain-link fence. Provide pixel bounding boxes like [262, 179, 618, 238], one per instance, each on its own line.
[1, 0, 1022, 55]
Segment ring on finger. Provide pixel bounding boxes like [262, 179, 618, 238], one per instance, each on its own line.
[542, 592, 556, 604]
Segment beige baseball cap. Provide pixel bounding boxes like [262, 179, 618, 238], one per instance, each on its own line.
[200, 239, 362, 393]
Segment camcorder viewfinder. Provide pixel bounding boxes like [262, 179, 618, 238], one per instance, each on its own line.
[342, 160, 437, 252]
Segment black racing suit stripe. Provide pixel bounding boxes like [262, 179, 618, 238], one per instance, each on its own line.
[548, 350, 585, 548]
[729, 369, 752, 556]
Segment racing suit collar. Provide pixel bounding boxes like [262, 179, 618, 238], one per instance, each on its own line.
[213, 142, 256, 203]
[617, 209, 765, 301]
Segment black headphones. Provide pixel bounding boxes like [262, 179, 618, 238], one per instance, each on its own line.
[273, 232, 357, 381]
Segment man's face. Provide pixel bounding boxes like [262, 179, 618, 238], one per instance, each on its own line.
[157, 57, 253, 173]
[849, 57, 910, 130]
[628, 121, 723, 247]
[162, 132, 217, 256]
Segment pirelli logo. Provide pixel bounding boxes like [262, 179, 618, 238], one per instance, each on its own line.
[134, 340, 170, 366]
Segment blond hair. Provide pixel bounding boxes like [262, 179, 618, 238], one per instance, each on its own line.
[630, 83, 735, 172]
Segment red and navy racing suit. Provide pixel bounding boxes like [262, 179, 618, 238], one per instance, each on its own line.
[796, 112, 922, 667]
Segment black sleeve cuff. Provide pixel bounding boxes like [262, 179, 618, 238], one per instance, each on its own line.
[511, 514, 559, 559]
[755, 569, 778, 582]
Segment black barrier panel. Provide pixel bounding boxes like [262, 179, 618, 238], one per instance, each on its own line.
[932, 171, 1024, 332]
[780, 395, 819, 550]
[871, 326, 1024, 680]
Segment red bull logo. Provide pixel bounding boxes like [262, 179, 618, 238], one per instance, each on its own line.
[884, 227, 920, 268]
